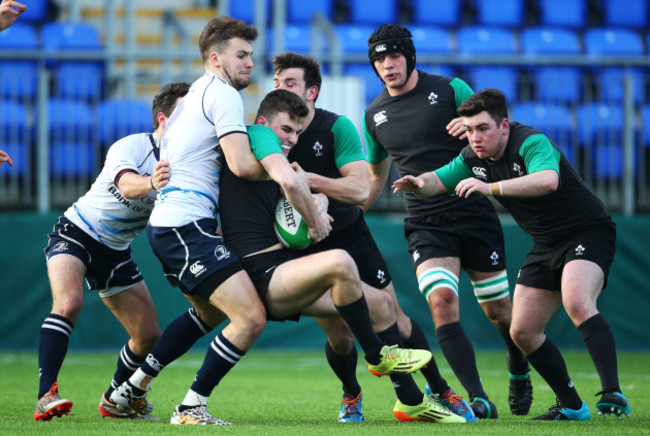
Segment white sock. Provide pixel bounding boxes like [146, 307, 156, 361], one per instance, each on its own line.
[128, 368, 155, 392]
[181, 389, 208, 407]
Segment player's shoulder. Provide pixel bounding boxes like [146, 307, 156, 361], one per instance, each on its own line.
[107, 132, 152, 155]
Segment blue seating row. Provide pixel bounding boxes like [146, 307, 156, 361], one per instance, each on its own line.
[0, 99, 151, 177]
[2, 99, 649, 179]
[231, 0, 649, 29]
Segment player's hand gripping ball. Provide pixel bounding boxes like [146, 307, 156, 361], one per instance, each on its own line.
[274, 197, 312, 249]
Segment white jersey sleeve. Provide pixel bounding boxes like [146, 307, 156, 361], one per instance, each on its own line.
[64, 133, 159, 250]
[150, 73, 248, 227]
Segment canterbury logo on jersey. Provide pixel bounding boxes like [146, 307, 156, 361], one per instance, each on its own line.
[373, 110, 388, 126]
[472, 167, 488, 180]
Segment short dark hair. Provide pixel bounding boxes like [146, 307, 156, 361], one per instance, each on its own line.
[151, 82, 190, 129]
[198, 16, 258, 62]
[257, 89, 309, 123]
[272, 52, 322, 102]
[458, 88, 509, 125]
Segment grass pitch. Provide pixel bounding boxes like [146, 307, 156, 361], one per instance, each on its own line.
[2, 349, 649, 435]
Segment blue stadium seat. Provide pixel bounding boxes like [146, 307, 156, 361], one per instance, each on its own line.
[0, 22, 38, 49]
[411, 0, 461, 26]
[536, 0, 586, 28]
[596, 68, 645, 104]
[344, 63, 384, 106]
[407, 25, 453, 54]
[47, 99, 95, 144]
[474, 0, 524, 27]
[0, 100, 30, 144]
[267, 24, 328, 55]
[0, 142, 29, 176]
[348, 0, 397, 25]
[465, 66, 519, 100]
[55, 62, 104, 101]
[534, 67, 583, 104]
[16, 0, 49, 23]
[41, 21, 102, 51]
[594, 145, 625, 179]
[583, 28, 644, 56]
[419, 64, 456, 78]
[576, 103, 623, 146]
[456, 26, 517, 54]
[50, 142, 96, 177]
[229, 0, 271, 23]
[288, 0, 333, 23]
[602, 0, 647, 29]
[0, 61, 38, 100]
[520, 27, 581, 55]
[335, 24, 377, 54]
[510, 102, 574, 148]
[0, 22, 39, 100]
[97, 99, 152, 147]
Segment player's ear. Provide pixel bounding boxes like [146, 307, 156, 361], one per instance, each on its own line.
[307, 85, 319, 102]
[256, 115, 268, 126]
[501, 118, 509, 134]
[156, 112, 169, 130]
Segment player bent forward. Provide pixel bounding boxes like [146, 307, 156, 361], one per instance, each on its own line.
[34, 82, 189, 421]
[392, 88, 630, 421]
[218, 89, 465, 423]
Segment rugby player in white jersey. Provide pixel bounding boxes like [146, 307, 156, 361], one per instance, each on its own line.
[110, 16, 331, 426]
[35, 82, 190, 421]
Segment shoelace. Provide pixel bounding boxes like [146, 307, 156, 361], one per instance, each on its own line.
[341, 394, 361, 414]
[445, 392, 470, 414]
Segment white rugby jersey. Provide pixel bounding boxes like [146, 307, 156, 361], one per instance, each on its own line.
[64, 133, 159, 251]
[149, 73, 247, 227]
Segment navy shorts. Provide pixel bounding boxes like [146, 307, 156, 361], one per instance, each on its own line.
[146, 218, 244, 300]
[404, 201, 506, 272]
[302, 214, 392, 289]
[240, 249, 302, 322]
[517, 224, 616, 292]
[45, 216, 142, 296]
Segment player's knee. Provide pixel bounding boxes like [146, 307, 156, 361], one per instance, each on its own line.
[418, 267, 459, 305]
[471, 271, 510, 307]
[52, 294, 84, 320]
[328, 249, 358, 282]
[328, 333, 355, 355]
[562, 297, 594, 325]
[243, 304, 267, 336]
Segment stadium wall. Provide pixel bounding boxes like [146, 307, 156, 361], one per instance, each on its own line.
[2, 212, 649, 350]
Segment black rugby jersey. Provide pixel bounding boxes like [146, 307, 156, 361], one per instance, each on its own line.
[218, 126, 283, 257]
[364, 71, 493, 216]
[436, 122, 613, 244]
[288, 108, 365, 236]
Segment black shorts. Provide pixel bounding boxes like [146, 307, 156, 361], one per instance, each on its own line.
[240, 249, 302, 322]
[45, 216, 142, 296]
[302, 214, 391, 289]
[404, 201, 506, 272]
[517, 224, 616, 292]
[146, 218, 244, 300]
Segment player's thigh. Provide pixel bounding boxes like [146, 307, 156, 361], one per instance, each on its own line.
[47, 254, 86, 314]
[561, 259, 603, 322]
[208, 269, 265, 323]
[102, 280, 160, 342]
[511, 284, 561, 336]
[266, 252, 351, 317]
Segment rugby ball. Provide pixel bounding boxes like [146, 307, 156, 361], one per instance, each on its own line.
[274, 197, 311, 250]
